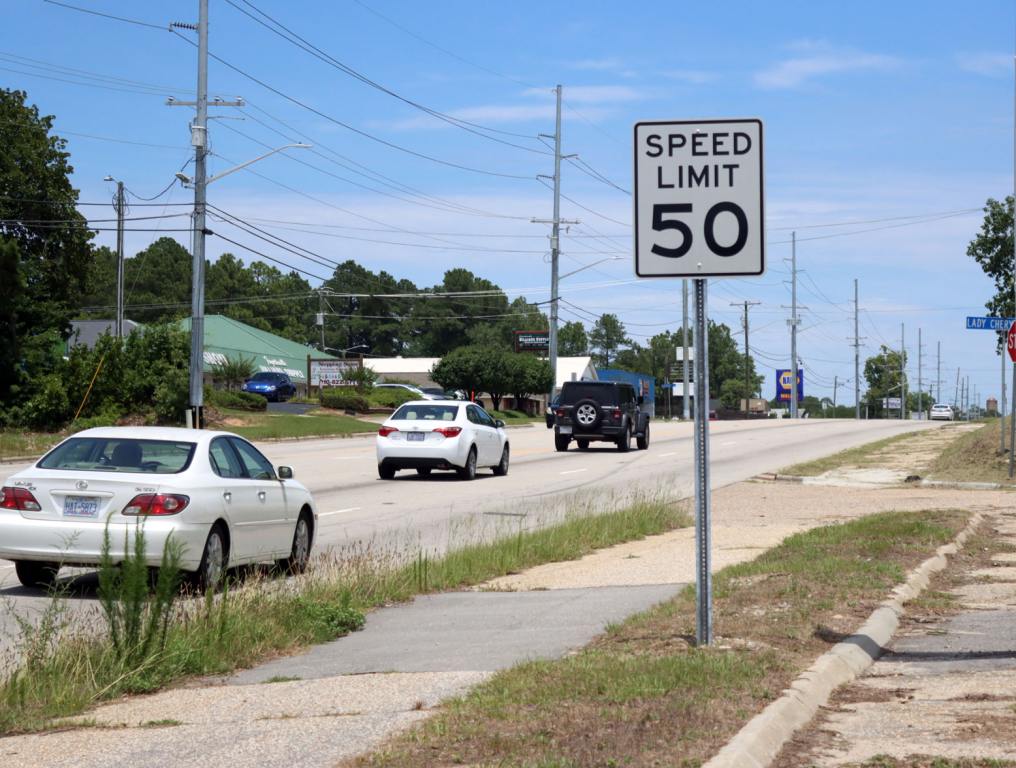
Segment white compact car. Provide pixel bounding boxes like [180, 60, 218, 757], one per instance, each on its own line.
[929, 403, 955, 421]
[0, 427, 317, 590]
[375, 400, 509, 480]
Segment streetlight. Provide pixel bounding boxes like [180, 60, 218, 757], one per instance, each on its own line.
[320, 344, 369, 357]
[558, 255, 624, 281]
[184, 142, 311, 428]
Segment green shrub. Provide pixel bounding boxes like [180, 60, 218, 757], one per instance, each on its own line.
[320, 388, 370, 412]
[73, 406, 127, 430]
[15, 374, 71, 430]
[369, 388, 417, 409]
[206, 388, 268, 412]
[347, 365, 377, 392]
[293, 595, 365, 638]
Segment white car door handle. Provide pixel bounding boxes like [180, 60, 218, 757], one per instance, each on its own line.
[223, 491, 231, 501]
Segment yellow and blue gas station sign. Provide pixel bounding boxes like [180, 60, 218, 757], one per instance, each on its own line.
[775, 369, 804, 402]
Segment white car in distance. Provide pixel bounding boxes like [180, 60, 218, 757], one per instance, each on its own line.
[375, 400, 509, 480]
[0, 427, 317, 590]
[929, 403, 955, 421]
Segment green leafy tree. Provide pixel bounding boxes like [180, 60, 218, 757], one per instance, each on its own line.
[589, 313, 630, 368]
[967, 197, 1016, 327]
[863, 345, 907, 419]
[505, 354, 553, 409]
[0, 89, 94, 407]
[123, 237, 192, 324]
[558, 320, 588, 356]
[430, 345, 512, 410]
[79, 245, 117, 318]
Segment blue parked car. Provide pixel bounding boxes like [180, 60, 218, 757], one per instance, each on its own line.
[241, 371, 296, 402]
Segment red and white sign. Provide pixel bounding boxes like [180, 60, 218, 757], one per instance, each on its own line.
[1008, 320, 1016, 362]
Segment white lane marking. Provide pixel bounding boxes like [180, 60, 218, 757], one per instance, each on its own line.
[559, 468, 587, 476]
[319, 507, 361, 518]
[660, 451, 676, 457]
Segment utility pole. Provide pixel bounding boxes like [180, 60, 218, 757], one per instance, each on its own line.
[533, 85, 578, 409]
[318, 289, 326, 351]
[169, 3, 243, 429]
[936, 340, 941, 406]
[731, 300, 760, 410]
[954, 367, 960, 410]
[789, 232, 799, 418]
[900, 323, 906, 420]
[917, 327, 923, 419]
[682, 280, 690, 419]
[112, 179, 125, 338]
[853, 278, 861, 420]
[833, 375, 840, 411]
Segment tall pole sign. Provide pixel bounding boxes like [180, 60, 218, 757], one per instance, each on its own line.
[634, 118, 765, 645]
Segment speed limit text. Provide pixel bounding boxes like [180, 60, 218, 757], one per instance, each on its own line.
[644, 130, 753, 190]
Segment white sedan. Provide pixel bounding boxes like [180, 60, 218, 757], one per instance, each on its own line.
[930, 403, 955, 421]
[375, 400, 509, 480]
[0, 426, 317, 590]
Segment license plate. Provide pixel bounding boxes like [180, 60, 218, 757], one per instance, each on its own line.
[63, 496, 99, 518]
[558, 425, 572, 435]
[407, 432, 425, 442]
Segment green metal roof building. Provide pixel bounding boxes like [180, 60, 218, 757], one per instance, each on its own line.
[177, 315, 335, 388]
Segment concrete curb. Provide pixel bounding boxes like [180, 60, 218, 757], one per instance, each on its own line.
[753, 473, 1010, 492]
[703, 512, 983, 768]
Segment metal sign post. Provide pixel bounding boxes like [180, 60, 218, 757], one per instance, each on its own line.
[693, 278, 712, 645]
[1008, 320, 1016, 479]
[633, 117, 764, 647]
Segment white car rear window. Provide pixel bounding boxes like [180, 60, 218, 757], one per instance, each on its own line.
[391, 405, 459, 421]
[38, 438, 197, 474]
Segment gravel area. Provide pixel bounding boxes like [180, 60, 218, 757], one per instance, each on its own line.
[485, 482, 1015, 591]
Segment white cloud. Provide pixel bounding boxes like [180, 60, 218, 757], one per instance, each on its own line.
[523, 85, 649, 103]
[956, 52, 1011, 77]
[569, 57, 624, 72]
[660, 69, 717, 85]
[754, 42, 900, 89]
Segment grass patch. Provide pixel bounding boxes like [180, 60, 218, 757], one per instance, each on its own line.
[210, 407, 377, 440]
[843, 755, 1016, 767]
[0, 430, 64, 460]
[357, 509, 968, 768]
[490, 409, 541, 424]
[780, 430, 926, 477]
[928, 417, 1016, 486]
[0, 494, 687, 735]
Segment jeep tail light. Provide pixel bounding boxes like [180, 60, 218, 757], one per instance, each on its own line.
[433, 426, 462, 437]
[378, 426, 399, 437]
[122, 494, 190, 516]
[555, 408, 566, 417]
[0, 486, 42, 512]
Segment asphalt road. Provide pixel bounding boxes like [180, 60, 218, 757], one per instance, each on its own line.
[0, 418, 940, 658]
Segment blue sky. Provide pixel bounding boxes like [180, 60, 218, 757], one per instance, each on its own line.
[4, 0, 1016, 408]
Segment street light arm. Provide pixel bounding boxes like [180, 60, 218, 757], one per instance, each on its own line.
[206, 143, 311, 185]
[558, 255, 623, 281]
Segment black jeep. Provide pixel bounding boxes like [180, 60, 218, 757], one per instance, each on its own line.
[552, 381, 650, 452]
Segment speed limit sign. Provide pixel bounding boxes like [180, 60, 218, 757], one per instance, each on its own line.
[634, 118, 764, 278]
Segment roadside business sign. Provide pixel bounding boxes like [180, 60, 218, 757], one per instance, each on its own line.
[633, 118, 764, 278]
[775, 368, 804, 402]
[966, 316, 1015, 331]
[513, 330, 550, 353]
[882, 397, 903, 410]
[310, 358, 361, 388]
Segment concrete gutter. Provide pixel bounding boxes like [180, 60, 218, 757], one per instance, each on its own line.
[703, 512, 983, 768]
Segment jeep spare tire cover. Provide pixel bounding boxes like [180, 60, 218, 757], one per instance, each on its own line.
[572, 398, 601, 431]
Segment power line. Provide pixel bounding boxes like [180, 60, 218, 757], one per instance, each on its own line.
[350, 0, 540, 90]
[169, 29, 539, 181]
[225, 0, 550, 149]
[41, 0, 167, 31]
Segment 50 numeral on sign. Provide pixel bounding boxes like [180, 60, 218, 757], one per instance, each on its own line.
[650, 202, 749, 259]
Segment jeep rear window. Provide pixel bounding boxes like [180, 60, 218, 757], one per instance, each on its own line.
[560, 383, 618, 405]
